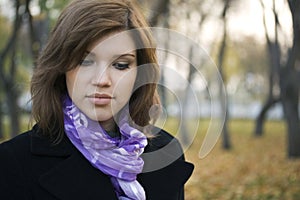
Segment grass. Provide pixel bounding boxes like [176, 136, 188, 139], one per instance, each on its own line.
[164, 119, 300, 200]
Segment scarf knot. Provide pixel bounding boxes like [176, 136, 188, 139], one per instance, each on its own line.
[63, 96, 147, 199]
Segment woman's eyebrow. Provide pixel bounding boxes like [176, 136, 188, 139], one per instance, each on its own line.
[83, 51, 136, 61]
[85, 51, 135, 58]
[116, 53, 136, 59]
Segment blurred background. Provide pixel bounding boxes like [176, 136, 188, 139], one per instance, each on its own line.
[0, 0, 299, 199]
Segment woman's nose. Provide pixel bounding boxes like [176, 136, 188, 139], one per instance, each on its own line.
[92, 66, 112, 87]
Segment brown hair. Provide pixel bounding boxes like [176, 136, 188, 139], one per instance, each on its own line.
[30, 0, 160, 143]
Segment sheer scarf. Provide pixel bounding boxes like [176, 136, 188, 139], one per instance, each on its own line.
[63, 95, 147, 200]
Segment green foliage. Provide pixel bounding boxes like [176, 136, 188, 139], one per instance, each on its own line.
[35, 0, 71, 28]
[52, 0, 71, 9]
[0, 114, 31, 141]
[211, 35, 269, 82]
[38, 0, 70, 12]
[0, 15, 11, 50]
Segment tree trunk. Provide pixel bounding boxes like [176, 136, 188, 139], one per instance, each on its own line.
[280, 69, 300, 157]
[26, 0, 40, 60]
[0, 0, 23, 138]
[0, 106, 3, 140]
[255, 97, 280, 136]
[281, 0, 300, 158]
[255, 0, 281, 136]
[218, 0, 231, 150]
[222, 116, 231, 149]
[148, 0, 170, 26]
[6, 86, 20, 138]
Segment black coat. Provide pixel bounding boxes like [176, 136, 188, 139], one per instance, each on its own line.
[0, 125, 194, 200]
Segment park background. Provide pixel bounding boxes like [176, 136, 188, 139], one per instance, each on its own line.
[0, 0, 299, 199]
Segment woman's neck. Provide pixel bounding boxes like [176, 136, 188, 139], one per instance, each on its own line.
[99, 118, 117, 133]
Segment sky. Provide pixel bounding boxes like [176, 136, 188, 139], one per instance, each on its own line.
[0, 0, 292, 42]
[227, 0, 292, 42]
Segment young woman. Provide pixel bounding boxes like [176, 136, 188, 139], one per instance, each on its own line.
[0, 0, 194, 199]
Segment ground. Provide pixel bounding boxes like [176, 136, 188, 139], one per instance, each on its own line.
[173, 120, 300, 200]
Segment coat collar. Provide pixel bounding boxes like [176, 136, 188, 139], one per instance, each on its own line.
[30, 125, 118, 199]
[30, 125, 73, 157]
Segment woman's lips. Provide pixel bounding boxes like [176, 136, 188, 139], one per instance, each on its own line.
[87, 93, 114, 105]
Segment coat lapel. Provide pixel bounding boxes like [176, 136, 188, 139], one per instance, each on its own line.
[138, 160, 194, 199]
[139, 138, 194, 199]
[138, 129, 194, 199]
[30, 128, 118, 200]
[38, 151, 118, 200]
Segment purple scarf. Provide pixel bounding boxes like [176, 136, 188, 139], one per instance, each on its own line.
[63, 95, 147, 200]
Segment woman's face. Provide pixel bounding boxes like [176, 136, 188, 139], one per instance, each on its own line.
[66, 32, 137, 131]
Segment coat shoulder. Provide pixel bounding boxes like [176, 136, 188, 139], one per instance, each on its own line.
[139, 127, 194, 200]
[0, 129, 32, 159]
[0, 129, 34, 199]
[145, 127, 184, 156]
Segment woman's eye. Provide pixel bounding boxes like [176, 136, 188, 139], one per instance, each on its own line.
[79, 59, 95, 66]
[113, 62, 129, 70]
